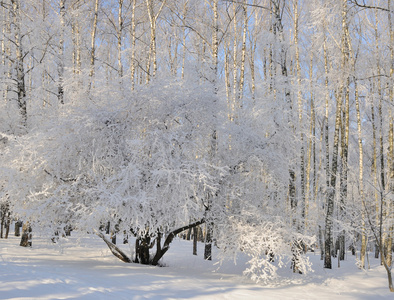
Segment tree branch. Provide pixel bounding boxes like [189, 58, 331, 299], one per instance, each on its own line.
[96, 231, 132, 263]
[349, 0, 391, 12]
[44, 169, 76, 183]
[151, 218, 205, 265]
[223, 0, 271, 11]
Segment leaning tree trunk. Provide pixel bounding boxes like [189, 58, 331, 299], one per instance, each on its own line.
[97, 231, 131, 263]
[152, 219, 205, 265]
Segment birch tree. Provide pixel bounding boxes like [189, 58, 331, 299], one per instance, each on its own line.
[145, 0, 166, 83]
[89, 0, 99, 81]
[58, 0, 66, 104]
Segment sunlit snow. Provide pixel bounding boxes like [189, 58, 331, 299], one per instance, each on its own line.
[0, 232, 392, 300]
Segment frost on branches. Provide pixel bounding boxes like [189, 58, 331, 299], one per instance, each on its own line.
[216, 215, 314, 283]
[1, 76, 314, 282]
[214, 154, 315, 283]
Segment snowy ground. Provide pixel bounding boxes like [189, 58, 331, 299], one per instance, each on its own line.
[0, 232, 392, 300]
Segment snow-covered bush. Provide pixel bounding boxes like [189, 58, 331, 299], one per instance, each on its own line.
[4, 77, 222, 234]
[2, 74, 314, 280]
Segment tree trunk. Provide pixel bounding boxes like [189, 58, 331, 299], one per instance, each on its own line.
[58, 0, 65, 105]
[204, 0, 219, 262]
[186, 227, 192, 240]
[11, 0, 27, 125]
[386, 0, 394, 270]
[130, 0, 137, 89]
[238, 0, 247, 102]
[4, 212, 10, 239]
[145, 0, 167, 83]
[319, 225, 324, 260]
[355, 79, 366, 268]
[152, 219, 205, 265]
[135, 235, 151, 264]
[15, 221, 21, 237]
[20, 223, 32, 247]
[323, 26, 330, 255]
[339, 0, 351, 262]
[371, 82, 380, 259]
[232, 1, 238, 118]
[294, 0, 305, 231]
[117, 0, 123, 80]
[89, 0, 99, 84]
[65, 225, 72, 236]
[97, 231, 131, 263]
[388, 269, 394, 292]
[324, 89, 342, 269]
[193, 226, 198, 255]
[204, 223, 212, 261]
[380, 241, 394, 292]
[0, 213, 4, 238]
[306, 51, 316, 233]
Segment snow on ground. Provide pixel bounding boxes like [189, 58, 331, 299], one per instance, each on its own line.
[0, 232, 392, 300]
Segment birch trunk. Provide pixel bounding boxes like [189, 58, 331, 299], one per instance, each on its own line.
[249, 13, 257, 102]
[204, 0, 219, 261]
[387, 0, 394, 269]
[58, 0, 66, 105]
[11, 0, 27, 124]
[118, 0, 123, 80]
[1, 5, 7, 104]
[305, 52, 314, 231]
[355, 79, 366, 269]
[130, 0, 137, 89]
[72, 20, 81, 76]
[89, 0, 99, 80]
[371, 86, 380, 259]
[378, 52, 386, 267]
[145, 0, 167, 83]
[181, 1, 188, 79]
[320, 11, 332, 265]
[339, 0, 350, 262]
[294, 0, 305, 228]
[225, 43, 231, 111]
[324, 88, 342, 269]
[3, 4, 12, 105]
[238, 1, 247, 102]
[232, 2, 238, 117]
